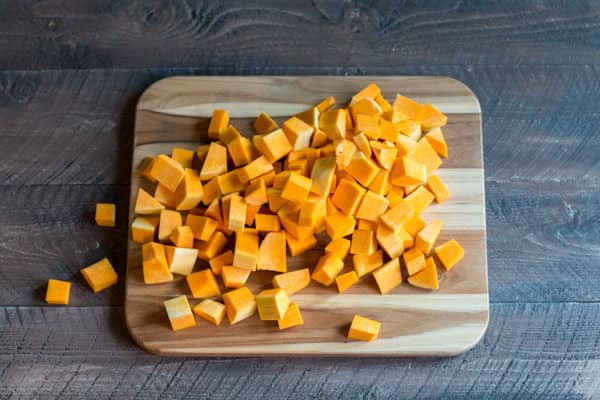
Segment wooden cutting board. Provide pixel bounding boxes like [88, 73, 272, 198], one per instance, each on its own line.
[125, 76, 488, 356]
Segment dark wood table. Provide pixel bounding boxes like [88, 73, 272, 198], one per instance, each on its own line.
[1, 2, 599, 398]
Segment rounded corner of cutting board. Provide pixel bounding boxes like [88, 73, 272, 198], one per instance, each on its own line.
[136, 76, 187, 111]
[438, 76, 482, 114]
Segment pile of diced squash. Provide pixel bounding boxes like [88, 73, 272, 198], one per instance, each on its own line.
[131, 83, 464, 342]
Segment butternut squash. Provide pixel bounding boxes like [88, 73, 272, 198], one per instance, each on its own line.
[256, 288, 290, 320]
[222, 286, 256, 324]
[257, 231, 287, 272]
[348, 315, 380, 342]
[45, 279, 71, 305]
[272, 268, 311, 295]
[434, 239, 464, 271]
[408, 257, 439, 289]
[95, 203, 116, 227]
[193, 299, 226, 325]
[372, 258, 402, 294]
[164, 295, 195, 331]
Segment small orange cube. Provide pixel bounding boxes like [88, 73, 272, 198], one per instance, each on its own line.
[280, 172, 312, 203]
[222, 286, 256, 325]
[233, 231, 259, 270]
[195, 231, 228, 261]
[348, 315, 381, 342]
[336, 271, 359, 293]
[434, 239, 464, 271]
[311, 253, 344, 287]
[425, 174, 450, 203]
[372, 258, 402, 294]
[95, 203, 116, 227]
[355, 191, 389, 222]
[325, 238, 351, 260]
[208, 109, 229, 139]
[254, 112, 279, 135]
[403, 248, 426, 276]
[283, 116, 314, 150]
[80, 258, 118, 293]
[344, 151, 380, 187]
[277, 303, 304, 329]
[208, 250, 233, 275]
[164, 295, 195, 331]
[256, 288, 290, 320]
[170, 225, 194, 248]
[272, 268, 311, 295]
[325, 213, 356, 240]
[350, 229, 377, 255]
[45, 279, 70, 305]
[150, 155, 186, 192]
[131, 216, 159, 244]
[193, 299, 226, 325]
[331, 178, 366, 216]
[186, 215, 218, 241]
[186, 269, 220, 298]
[221, 265, 252, 288]
[353, 250, 383, 278]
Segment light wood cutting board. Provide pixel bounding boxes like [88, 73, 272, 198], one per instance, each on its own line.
[125, 76, 488, 356]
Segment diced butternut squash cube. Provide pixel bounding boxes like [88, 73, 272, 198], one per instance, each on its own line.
[139, 156, 157, 183]
[267, 188, 287, 213]
[175, 168, 203, 211]
[434, 239, 464, 271]
[281, 172, 312, 203]
[254, 214, 280, 232]
[208, 109, 229, 139]
[390, 156, 427, 186]
[410, 138, 442, 174]
[233, 231, 259, 271]
[227, 135, 254, 167]
[142, 242, 173, 284]
[311, 128, 328, 148]
[403, 214, 426, 238]
[80, 258, 118, 293]
[277, 206, 314, 240]
[286, 233, 317, 256]
[204, 198, 223, 223]
[370, 141, 398, 171]
[348, 315, 381, 342]
[350, 83, 381, 105]
[165, 246, 198, 275]
[254, 112, 279, 135]
[396, 134, 418, 156]
[45, 279, 70, 305]
[216, 169, 247, 195]
[408, 257, 439, 289]
[352, 132, 372, 158]
[222, 286, 256, 325]
[357, 219, 378, 231]
[287, 158, 309, 176]
[164, 295, 195, 331]
[273, 170, 291, 189]
[325, 238, 351, 260]
[310, 156, 336, 197]
[298, 194, 326, 227]
[316, 96, 336, 112]
[171, 147, 194, 168]
[416, 220, 443, 254]
[332, 178, 366, 216]
[227, 194, 247, 231]
[283, 116, 314, 150]
[403, 248, 426, 276]
[397, 119, 422, 141]
[186, 214, 218, 242]
[245, 178, 268, 206]
[221, 265, 251, 288]
[277, 303, 303, 329]
[195, 231, 228, 260]
[353, 250, 383, 278]
[201, 177, 221, 206]
[197, 144, 210, 164]
[336, 271, 358, 293]
[372, 258, 402, 294]
[253, 128, 292, 163]
[354, 113, 381, 139]
[376, 222, 404, 259]
[425, 127, 448, 157]
[158, 209, 182, 243]
[135, 188, 165, 215]
[187, 269, 220, 298]
[356, 191, 389, 222]
[419, 103, 447, 131]
[404, 186, 435, 214]
[380, 201, 414, 232]
[193, 299, 226, 325]
[132, 216, 159, 244]
[200, 142, 228, 181]
[368, 169, 390, 195]
[245, 203, 260, 226]
[345, 150, 380, 187]
[319, 109, 346, 141]
[375, 93, 392, 113]
[386, 185, 405, 208]
[379, 118, 399, 142]
[150, 155, 186, 192]
[425, 175, 450, 203]
[257, 231, 287, 273]
[95, 203, 116, 227]
[350, 97, 382, 120]
[272, 268, 310, 295]
[350, 229, 377, 255]
[295, 107, 320, 128]
[392, 94, 422, 122]
[154, 183, 176, 208]
[325, 212, 356, 240]
[256, 288, 290, 320]
[239, 156, 273, 182]
[208, 250, 233, 275]
[311, 253, 345, 287]
[170, 225, 194, 248]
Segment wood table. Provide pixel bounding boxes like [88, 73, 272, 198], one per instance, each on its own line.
[1, 2, 599, 398]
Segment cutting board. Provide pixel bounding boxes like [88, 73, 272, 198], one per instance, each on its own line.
[125, 76, 488, 356]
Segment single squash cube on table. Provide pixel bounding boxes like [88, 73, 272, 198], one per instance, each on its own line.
[256, 288, 290, 321]
[336, 271, 359, 293]
[434, 239, 465, 271]
[95, 203, 116, 227]
[193, 299, 226, 326]
[45, 279, 71, 305]
[164, 295, 195, 331]
[348, 315, 381, 342]
[277, 303, 304, 330]
[222, 286, 256, 325]
[80, 258, 118, 293]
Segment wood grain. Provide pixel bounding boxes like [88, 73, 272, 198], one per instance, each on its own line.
[125, 76, 488, 356]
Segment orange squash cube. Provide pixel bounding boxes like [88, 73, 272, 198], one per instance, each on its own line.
[175, 168, 203, 211]
[267, 188, 287, 213]
[403, 186, 435, 214]
[256, 288, 290, 320]
[396, 134, 418, 156]
[245, 203, 260, 227]
[254, 112, 279, 135]
[352, 132, 372, 158]
[345, 151, 380, 187]
[95, 203, 116, 227]
[164, 295, 195, 331]
[170, 225, 194, 248]
[245, 178, 268, 206]
[255, 214, 280, 232]
[348, 315, 381, 342]
[336, 270, 359, 293]
[319, 109, 346, 141]
[350, 229, 377, 255]
[386, 185, 405, 208]
[350, 83, 381, 105]
[371, 141, 398, 171]
[80, 258, 118, 293]
[193, 299, 226, 325]
[216, 169, 247, 195]
[165, 246, 198, 275]
[325, 212, 356, 240]
[379, 118, 399, 142]
[208, 109, 229, 139]
[416, 220, 443, 254]
[397, 119, 422, 140]
[425, 175, 450, 203]
[239, 156, 273, 182]
[380, 201, 414, 232]
[419, 103, 447, 131]
[227, 194, 247, 231]
[325, 238, 351, 260]
[425, 127, 448, 158]
[201, 177, 221, 206]
[253, 128, 293, 163]
[392, 94, 422, 122]
[158, 209, 182, 243]
[368, 169, 390, 196]
[135, 188, 165, 215]
[200, 142, 228, 181]
[208, 250, 233, 275]
[195, 231, 228, 260]
[356, 191, 389, 222]
[353, 250, 383, 278]
[332, 178, 366, 216]
[375, 223, 404, 259]
[372, 258, 402, 294]
[295, 107, 320, 127]
[403, 248, 426, 276]
[410, 138, 442, 174]
[286, 233, 317, 256]
[142, 242, 173, 284]
[316, 96, 336, 112]
[139, 156, 157, 183]
[171, 147, 194, 168]
[257, 231, 287, 272]
[233, 231, 259, 270]
[272, 268, 310, 295]
[277, 303, 304, 329]
[408, 257, 439, 289]
[311, 253, 345, 287]
[150, 155, 186, 192]
[186, 214, 218, 241]
[222, 286, 256, 325]
[154, 183, 176, 208]
[132, 216, 159, 244]
[45, 279, 70, 305]
[196, 144, 210, 164]
[281, 172, 312, 203]
[277, 206, 314, 240]
[310, 156, 336, 197]
[354, 113, 381, 139]
[283, 116, 314, 150]
[221, 266, 252, 288]
[187, 269, 220, 298]
[227, 135, 254, 167]
[350, 97, 382, 120]
[390, 156, 427, 187]
[434, 239, 464, 271]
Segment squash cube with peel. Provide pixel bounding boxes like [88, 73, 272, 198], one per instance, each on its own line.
[142, 242, 173, 284]
[208, 109, 229, 139]
[195, 231, 228, 260]
[186, 269, 220, 298]
[135, 188, 165, 215]
[280, 172, 312, 203]
[227, 195, 247, 231]
[80, 258, 118, 292]
[345, 151, 380, 187]
[239, 156, 273, 182]
[380, 201, 414, 232]
[336, 271, 359, 293]
[95, 203, 116, 227]
[222, 286, 256, 325]
[256, 288, 290, 320]
[425, 175, 450, 203]
[348, 315, 381, 342]
[325, 238, 351, 260]
[150, 155, 186, 192]
[253, 128, 293, 163]
[408, 257, 439, 289]
[158, 209, 182, 243]
[416, 220, 443, 254]
[354, 113, 381, 139]
[325, 212, 356, 240]
[404, 186, 435, 214]
[375, 223, 404, 259]
[286, 233, 317, 256]
[283, 116, 314, 150]
[319, 109, 346, 141]
[356, 191, 389, 222]
[372, 258, 402, 294]
[332, 178, 366, 216]
[254, 112, 279, 135]
[353, 250, 383, 278]
[186, 215, 218, 241]
[257, 231, 287, 272]
[170, 225, 194, 248]
[272, 268, 310, 295]
[193, 299, 226, 325]
[200, 142, 228, 181]
[208, 250, 233, 275]
[311, 253, 344, 287]
[390, 156, 427, 187]
[410, 138, 443, 174]
[45, 279, 71, 305]
[310, 156, 336, 197]
[434, 239, 464, 271]
[278, 303, 304, 329]
[174, 169, 203, 211]
[425, 127, 448, 158]
[221, 265, 251, 288]
[403, 248, 426, 276]
[351, 229, 377, 256]
[233, 231, 259, 271]
[419, 103, 448, 131]
[131, 216, 159, 244]
[171, 147, 194, 168]
[165, 246, 198, 275]
[254, 214, 280, 232]
[164, 295, 195, 331]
